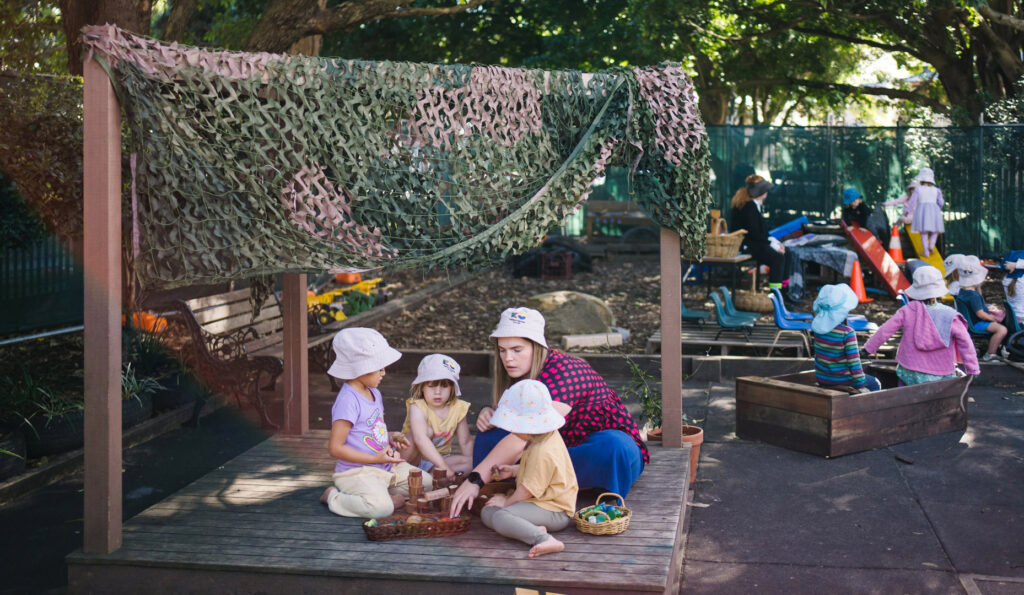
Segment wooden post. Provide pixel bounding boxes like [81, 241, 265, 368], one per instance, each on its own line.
[660, 228, 683, 448]
[82, 57, 122, 553]
[281, 273, 309, 435]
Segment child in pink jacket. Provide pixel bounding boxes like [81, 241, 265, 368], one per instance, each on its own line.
[864, 265, 980, 385]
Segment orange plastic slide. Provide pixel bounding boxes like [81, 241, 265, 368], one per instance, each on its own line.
[840, 221, 910, 298]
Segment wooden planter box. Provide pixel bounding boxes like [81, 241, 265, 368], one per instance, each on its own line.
[735, 364, 970, 458]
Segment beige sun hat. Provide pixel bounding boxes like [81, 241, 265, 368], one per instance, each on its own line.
[411, 353, 461, 396]
[490, 379, 565, 435]
[905, 265, 949, 301]
[489, 307, 548, 348]
[327, 327, 402, 379]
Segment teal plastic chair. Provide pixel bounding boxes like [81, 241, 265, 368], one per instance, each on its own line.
[954, 297, 991, 337]
[681, 301, 711, 325]
[717, 286, 761, 323]
[708, 291, 755, 340]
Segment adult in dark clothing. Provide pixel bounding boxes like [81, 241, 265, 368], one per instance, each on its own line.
[730, 175, 786, 287]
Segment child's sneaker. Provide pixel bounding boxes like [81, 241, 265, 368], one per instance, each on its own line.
[981, 353, 1000, 362]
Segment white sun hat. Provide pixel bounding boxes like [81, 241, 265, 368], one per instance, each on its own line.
[490, 379, 565, 435]
[958, 255, 989, 288]
[489, 307, 548, 348]
[905, 265, 949, 301]
[327, 327, 402, 379]
[943, 254, 965, 277]
[411, 353, 462, 396]
[914, 167, 935, 184]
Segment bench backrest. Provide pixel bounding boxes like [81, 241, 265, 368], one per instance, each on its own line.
[184, 288, 284, 353]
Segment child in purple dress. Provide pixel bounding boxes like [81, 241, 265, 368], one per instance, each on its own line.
[906, 167, 944, 257]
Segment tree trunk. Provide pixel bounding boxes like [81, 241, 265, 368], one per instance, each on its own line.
[60, 0, 151, 75]
[245, 0, 322, 53]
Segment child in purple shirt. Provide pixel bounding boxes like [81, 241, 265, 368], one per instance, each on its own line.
[865, 266, 980, 384]
[319, 328, 433, 518]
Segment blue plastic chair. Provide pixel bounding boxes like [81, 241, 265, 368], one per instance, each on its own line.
[768, 292, 812, 356]
[897, 291, 910, 307]
[681, 301, 711, 325]
[845, 315, 878, 333]
[770, 288, 813, 321]
[708, 292, 755, 340]
[717, 286, 761, 323]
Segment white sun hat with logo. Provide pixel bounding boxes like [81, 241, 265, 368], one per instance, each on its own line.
[490, 379, 565, 434]
[411, 353, 462, 396]
[489, 307, 548, 348]
[327, 327, 402, 379]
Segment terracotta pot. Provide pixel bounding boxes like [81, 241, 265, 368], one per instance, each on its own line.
[682, 425, 704, 484]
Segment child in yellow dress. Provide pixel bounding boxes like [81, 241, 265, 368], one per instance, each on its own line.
[482, 379, 578, 559]
[399, 353, 473, 481]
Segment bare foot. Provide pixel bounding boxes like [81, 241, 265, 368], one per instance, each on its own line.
[320, 486, 336, 505]
[390, 493, 407, 510]
[528, 536, 564, 558]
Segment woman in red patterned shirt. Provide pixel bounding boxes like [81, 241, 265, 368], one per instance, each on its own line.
[450, 307, 648, 517]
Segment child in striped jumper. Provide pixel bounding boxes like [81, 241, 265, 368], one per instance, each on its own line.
[811, 283, 880, 392]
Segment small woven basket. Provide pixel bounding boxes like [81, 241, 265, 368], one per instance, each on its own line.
[574, 492, 632, 535]
[733, 290, 772, 313]
[705, 230, 746, 258]
[362, 513, 471, 541]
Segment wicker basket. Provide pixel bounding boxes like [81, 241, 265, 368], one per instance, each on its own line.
[574, 492, 632, 535]
[705, 230, 746, 258]
[733, 289, 772, 313]
[362, 513, 471, 541]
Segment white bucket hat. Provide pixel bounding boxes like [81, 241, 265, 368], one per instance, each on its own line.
[958, 255, 988, 288]
[811, 283, 859, 334]
[489, 307, 548, 348]
[905, 265, 949, 300]
[914, 167, 935, 184]
[943, 254, 965, 277]
[490, 379, 565, 435]
[327, 327, 402, 379]
[411, 353, 461, 396]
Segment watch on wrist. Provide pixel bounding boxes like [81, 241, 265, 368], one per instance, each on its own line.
[466, 471, 485, 488]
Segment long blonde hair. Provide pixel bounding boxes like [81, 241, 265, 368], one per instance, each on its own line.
[491, 339, 549, 407]
[730, 174, 765, 211]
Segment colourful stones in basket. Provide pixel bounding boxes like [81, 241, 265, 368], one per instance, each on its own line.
[579, 502, 624, 523]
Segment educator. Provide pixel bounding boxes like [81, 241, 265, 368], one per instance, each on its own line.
[450, 307, 648, 516]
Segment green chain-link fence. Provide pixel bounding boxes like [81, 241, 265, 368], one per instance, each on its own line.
[591, 124, 1024, 257]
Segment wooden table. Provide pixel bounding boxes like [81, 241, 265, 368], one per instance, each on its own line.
[683, 253, 754, 292]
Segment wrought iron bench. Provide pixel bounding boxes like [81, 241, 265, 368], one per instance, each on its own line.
[172, 289, 336, 428]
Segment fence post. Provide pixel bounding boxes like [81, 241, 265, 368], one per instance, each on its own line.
[976, 122, 985, 256]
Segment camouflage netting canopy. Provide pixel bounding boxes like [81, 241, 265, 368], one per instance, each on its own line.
[82, 25, 711, 291]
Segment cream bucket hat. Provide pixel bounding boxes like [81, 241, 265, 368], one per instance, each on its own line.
[489, 307, 548, 348]
[411, 353, 462, 396]
[327, 327, 402, 379]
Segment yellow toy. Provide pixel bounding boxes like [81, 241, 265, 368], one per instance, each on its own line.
[307, 277, 384, 326]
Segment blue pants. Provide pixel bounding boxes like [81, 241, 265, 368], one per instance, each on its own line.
[863, 374, 881, 391]
[473, 428, 645, 497]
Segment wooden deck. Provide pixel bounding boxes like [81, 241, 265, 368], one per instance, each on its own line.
[67, 432, 691, 594]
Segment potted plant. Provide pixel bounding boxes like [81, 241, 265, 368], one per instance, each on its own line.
[620, 357, 704, 484]
[121, 363, 158, 429]
[2, 370, 86, 459]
